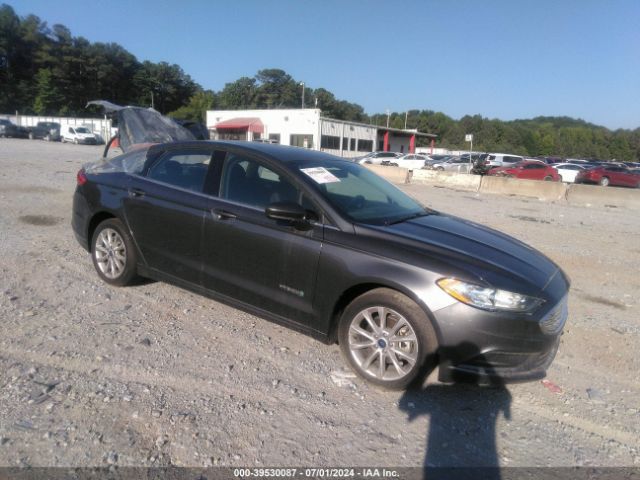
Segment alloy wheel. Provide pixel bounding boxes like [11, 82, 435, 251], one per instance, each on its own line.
[347, 306, 419, 381]
[94, 228, 127, 279]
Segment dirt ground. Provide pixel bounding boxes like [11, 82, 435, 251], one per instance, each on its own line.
[0, 139, 638, 469]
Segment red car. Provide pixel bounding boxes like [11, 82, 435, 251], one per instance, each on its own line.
[575, 165, 640, 187]
[487, 161, 560, 181]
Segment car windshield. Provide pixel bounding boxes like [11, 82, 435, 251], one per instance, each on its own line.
[76, 127, 91, 133]
[295, 160, 427, 225]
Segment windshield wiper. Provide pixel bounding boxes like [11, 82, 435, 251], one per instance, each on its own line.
[385, 211, 430, 226]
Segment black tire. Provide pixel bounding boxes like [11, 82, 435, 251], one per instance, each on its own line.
[91, 218, 139, 286]
[338, 288, 438, 390]
[74, 138, 79, 144]
[436, 167, 444, 171]
[599, 177, 610, 187]
[543, 175, 553, 181]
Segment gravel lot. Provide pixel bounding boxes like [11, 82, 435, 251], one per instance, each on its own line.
[0, 139, 639, 469]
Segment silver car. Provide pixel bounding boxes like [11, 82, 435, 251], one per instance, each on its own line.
[430, 156, 473, 173]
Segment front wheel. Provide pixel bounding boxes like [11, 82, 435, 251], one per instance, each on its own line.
[599, 177, 610, 187]
[543, 175, 553, 181]
[338, 288, 438, 390]
[74, 138, 79, 144]
[91, 218, 139, 286]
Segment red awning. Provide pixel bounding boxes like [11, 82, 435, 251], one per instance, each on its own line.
[214, 117, 264, 133]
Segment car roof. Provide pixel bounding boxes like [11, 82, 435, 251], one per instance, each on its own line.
[149, 140, 349, 165]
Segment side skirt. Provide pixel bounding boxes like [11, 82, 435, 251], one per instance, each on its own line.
[137, 264, 332, 344]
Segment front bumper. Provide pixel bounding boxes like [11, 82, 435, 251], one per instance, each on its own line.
[433, 290, 568, 385]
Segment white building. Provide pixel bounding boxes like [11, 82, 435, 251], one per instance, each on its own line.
[206, 108, 435, 158]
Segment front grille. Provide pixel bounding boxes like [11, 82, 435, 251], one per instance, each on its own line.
[539, 296, 568, 335]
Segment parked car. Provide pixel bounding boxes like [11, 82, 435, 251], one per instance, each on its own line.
[81, 124, 106, 144]
[356, 151, 402, 165]
[390, 153, 431, 169]
[0, 118, 29, 138]
[485, 153, 524, 168]
[429, 156, 472, 173]
[61, 125, 98, 145]
[73, 103, 569, 390]
[28, 121, 61, 141]
[575, 165, 640, 187]
[552, 163, 586, 183]
[471, 153, 522, 175]
[488, 161, 560, 181]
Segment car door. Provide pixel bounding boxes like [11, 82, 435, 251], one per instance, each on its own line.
[521, 163, 544, 180]
[201, 151, 324, 326]
[603, 167, 623, 186]
[123, 145, 216, 285]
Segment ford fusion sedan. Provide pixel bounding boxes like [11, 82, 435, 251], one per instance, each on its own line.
[72, 105, 569, 390]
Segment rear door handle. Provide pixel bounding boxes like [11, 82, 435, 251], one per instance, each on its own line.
[212, 208, 237, 220]
[128, 188, 146, 198]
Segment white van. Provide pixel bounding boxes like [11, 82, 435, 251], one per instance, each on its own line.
[60, 126, 97, 145]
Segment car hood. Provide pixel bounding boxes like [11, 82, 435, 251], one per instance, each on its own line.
[362, 213, 559, 294]
[87, 100, 195, 152]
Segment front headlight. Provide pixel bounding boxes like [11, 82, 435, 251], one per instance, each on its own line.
[437, 278, 544, 312]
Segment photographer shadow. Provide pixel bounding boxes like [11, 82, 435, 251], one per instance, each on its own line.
[399, 342, 512, 480]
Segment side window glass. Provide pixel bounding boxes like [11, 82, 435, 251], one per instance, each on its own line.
[147, 149, 212, 192]
[221, 155, 300, 209]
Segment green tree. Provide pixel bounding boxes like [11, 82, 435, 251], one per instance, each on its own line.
[218, 76, 257, 108]
[33, 68, 63, 114]
[169, 90, 217, 122]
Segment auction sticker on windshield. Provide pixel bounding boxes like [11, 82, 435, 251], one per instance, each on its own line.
[300, 167, 340, 184]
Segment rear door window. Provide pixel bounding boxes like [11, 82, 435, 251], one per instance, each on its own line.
[146, 149, 213, 193]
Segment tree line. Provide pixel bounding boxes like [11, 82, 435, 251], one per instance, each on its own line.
[1, 3, 638, 160]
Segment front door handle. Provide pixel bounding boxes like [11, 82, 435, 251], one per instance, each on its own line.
[128, 188, 146, 198]
[212, 208, 237, 221]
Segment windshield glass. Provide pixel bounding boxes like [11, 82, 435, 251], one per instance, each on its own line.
[296, 160, 427, 225]
[76, 127, 91, 133]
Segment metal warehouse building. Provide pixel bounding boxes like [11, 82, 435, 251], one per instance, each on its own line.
[206, 109, 436, 158]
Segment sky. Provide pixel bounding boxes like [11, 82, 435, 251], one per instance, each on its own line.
[10, 0, 640, 130]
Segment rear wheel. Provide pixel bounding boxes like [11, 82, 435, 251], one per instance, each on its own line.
[599, 177, 610, 187]
[338, 288, 438, 390]
[91, 218, 139, 286]
[543, 175, 553, 181]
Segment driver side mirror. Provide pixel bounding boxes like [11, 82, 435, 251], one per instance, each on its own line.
[265, 201, 307, 222]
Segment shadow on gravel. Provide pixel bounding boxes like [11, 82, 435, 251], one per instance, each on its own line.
[18, 214, 63, 226]
[399, 345, 512, 480]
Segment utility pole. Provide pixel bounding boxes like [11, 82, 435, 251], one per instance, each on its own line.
[386, 109, 390, 128]
[404, 111, 408, 129]
[300, 82, 305, 109]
